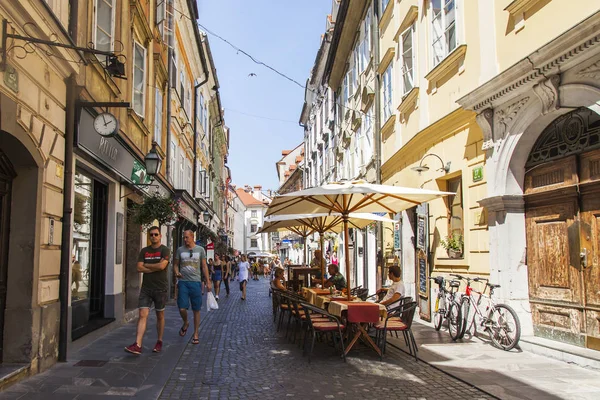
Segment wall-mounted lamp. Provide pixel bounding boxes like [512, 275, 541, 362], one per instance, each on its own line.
[411, 153, 451, 175]
[203, 211, 211, 224]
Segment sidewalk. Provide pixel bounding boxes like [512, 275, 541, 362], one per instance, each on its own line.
[388, 319, 600, 400]
[0, 306, 189, 400]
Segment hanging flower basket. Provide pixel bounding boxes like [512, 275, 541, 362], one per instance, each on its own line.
[130, 192, 181, 229]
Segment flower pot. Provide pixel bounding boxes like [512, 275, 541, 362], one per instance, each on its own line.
[447, 249, 463, 259]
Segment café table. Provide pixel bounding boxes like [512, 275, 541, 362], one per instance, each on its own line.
[302, 287, 331, 305]
[328, 300, 387, 357]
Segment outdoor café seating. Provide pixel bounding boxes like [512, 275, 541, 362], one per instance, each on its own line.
[374, 301, 418, 361]
[299, 302, 346, 363]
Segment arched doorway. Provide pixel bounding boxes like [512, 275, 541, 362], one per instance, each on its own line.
[524, 107, 600, 350]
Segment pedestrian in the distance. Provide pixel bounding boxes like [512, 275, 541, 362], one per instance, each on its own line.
[222, 255, 231, 297]
[238, 254, 250, 300]
[212, 254, 223, 300]
[174, 230, 212, 345]
[125, 226, 170, 355]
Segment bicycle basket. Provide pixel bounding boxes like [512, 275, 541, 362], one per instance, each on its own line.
[449, 280, 460, 288]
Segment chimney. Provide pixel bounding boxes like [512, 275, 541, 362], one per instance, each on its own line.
[254, 185, 262, 192]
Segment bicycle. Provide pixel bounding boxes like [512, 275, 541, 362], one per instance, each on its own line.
[429, 276, 463, 341]
[452, 274, 521, 351]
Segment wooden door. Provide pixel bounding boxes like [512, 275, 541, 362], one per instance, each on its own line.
[525, 157, 585, 346]
[578, 149, 600, 350]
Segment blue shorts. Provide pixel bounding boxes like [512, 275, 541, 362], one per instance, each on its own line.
[177, 281, 202, 311]
[212, 270, 222, 282]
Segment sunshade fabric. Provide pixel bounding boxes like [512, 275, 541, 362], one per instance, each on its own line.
[258, 212, 395, 234]
[265, 181, 453, 217]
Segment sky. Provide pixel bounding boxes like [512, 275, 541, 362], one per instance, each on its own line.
[196, 0, 332, 192]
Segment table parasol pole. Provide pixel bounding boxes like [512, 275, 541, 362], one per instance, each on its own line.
[343, 214, 351, 301]
[319, 231, 325, 287]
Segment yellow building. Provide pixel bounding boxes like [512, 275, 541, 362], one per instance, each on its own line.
[381, 0, 600, 351]
[379, 0, 488, 321]
[0, 0, 79, 374]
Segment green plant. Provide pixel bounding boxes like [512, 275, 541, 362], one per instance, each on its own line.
[440, 232, 464, 252]
[131, 193, 181, 228]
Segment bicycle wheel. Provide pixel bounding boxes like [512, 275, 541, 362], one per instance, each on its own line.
[433, 295, 445, 331]
[447, 301, 462, 341]
[488, 304, 521, 351]
[457, 296, 470, 339]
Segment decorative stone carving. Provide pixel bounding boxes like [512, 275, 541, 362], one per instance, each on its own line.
[495, 97, 530, 138]
[533, 75, 560, 115]
[476, 108, 494, 150]
[577, 60, 600, 80]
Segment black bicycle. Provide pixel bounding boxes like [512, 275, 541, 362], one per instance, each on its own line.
[430, 276, 463, 341]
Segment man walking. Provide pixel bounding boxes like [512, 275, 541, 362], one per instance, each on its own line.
[125, 226, 170, 354]
[174, 230, 212, 344]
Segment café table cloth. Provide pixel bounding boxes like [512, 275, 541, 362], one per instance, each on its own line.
[328, 300, 386, 323]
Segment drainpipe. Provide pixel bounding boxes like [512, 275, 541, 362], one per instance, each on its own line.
[372, 0, 384, 287]
[58, 73, 77, 362]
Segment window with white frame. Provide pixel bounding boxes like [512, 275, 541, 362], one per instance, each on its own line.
[170, 49, 177, 87]
[353, 44, 360, 85]
[382, 62, 393, 122]
[94, 0, 115, 52]
[196, 164, 201, 197]
[169, 139, 176, 183]
[178, 150, 185, 188]
[133, 42, 146, 116]
[431, 0, 456, 66]
[203, 102, 208, 133]
[401, 24, 415, 94]
[364, 108, 373, 162]
[156, 0, 165, 37]
[154, 87, 163, 146]
[251, 210, 257, 218]
[186, 161, 192, 192]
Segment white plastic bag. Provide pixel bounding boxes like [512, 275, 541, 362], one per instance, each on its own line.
[206, 291, 219, 312]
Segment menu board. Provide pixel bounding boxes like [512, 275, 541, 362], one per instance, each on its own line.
[417, 250, 427, 296]
[417, 215, 426, 250]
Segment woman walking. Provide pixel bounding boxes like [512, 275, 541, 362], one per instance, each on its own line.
[222, 255, 231, 297]
[238, 254, 250, 300]
[212, 254, 223, 300]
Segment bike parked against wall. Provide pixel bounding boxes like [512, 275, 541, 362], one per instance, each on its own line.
[452, 274, 521, 351]
[430, 276, 463, 341]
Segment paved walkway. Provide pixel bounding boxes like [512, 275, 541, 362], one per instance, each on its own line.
[392, 317, 600, 400]
[0, 279, 492, 400]
[7, 279, 600, 399]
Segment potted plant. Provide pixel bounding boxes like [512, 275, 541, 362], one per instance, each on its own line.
[131, 192, 181, 229]
[440, 232, 464, 258]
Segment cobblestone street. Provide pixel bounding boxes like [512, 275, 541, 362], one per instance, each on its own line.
[0, 279, 493, 399]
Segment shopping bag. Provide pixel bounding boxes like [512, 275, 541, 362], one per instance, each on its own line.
[206, 291, 219, 312]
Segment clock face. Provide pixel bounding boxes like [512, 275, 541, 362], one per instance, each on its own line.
[93, 112, 119, 137]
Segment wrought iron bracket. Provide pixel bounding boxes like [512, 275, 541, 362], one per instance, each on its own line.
[119, 181, 159, 200]
[0, 19, 126, 77]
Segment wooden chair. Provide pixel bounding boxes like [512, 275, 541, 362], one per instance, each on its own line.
[374, 301, 418, 361]
[299, 302, 346, 363]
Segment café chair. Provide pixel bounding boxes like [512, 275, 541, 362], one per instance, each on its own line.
[374, 301, 418, 361]
[299, 302, 346, 363]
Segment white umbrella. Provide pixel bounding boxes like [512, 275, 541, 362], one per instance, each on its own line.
[260, 212, 395, 281]
[265, 180, 452, 300]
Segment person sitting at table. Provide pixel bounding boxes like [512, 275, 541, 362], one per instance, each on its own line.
[377, 265, 405, 308]
[270, 267, 286, 291]
[323, 264, 346, 291]
[310, 249, 327, 284]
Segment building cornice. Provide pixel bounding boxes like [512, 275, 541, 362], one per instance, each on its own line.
[458, 11, 600, 112]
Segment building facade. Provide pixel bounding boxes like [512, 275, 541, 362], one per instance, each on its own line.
[235, 186, 271, 256]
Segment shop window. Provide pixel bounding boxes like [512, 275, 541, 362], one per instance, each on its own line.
[250, 239, 258, 248]
[447, 176, 463, 237]
[73, 172, 92, 302]
[133, 41, 147, 116]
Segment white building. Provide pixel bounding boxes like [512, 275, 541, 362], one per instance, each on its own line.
[236, 186, 271, 256]
[229, 186, 246, 254]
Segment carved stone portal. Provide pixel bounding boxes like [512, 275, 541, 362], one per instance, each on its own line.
[533, 75, 560, 115]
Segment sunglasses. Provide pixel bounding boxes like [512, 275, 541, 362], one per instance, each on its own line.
[150, 233, 160, 237]
[189, 250, 194, 258]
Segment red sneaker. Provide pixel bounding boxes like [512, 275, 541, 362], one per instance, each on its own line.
[153, 340, 163, 353]
[124, 342, 142, 355]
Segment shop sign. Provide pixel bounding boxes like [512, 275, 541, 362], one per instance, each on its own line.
[473, 165, 484, 182]
[393, 222, 401, 250]
[131, 159, 151, 184]
[3, 64, 18, 93]
[178, 200, 195, 223]
[78, 110, 139, 184]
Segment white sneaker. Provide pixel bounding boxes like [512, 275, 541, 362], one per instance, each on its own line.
[215, 295, 219, 300]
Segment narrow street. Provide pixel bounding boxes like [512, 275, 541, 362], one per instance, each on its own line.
[1, 279, 492, 400]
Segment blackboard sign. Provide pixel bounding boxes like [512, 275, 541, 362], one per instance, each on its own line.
[417, 250, 427, 296]
[116, 212, 124, 264]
